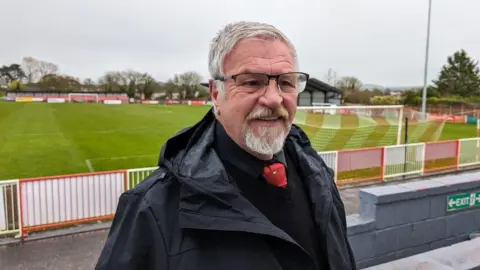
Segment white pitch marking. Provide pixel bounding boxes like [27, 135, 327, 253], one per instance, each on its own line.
[85, 160, 95, 172]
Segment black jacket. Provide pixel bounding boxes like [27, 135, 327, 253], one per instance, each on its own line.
[95, 109, 357, 270]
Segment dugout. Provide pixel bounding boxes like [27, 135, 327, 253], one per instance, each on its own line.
[298, 78, 342, 106]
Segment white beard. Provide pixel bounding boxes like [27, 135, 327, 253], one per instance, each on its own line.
[244, 123, 291, 156]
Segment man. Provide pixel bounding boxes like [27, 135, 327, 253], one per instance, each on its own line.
[95, 21, 356, 270]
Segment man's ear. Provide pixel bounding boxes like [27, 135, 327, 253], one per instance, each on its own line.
[209, 79, 221, 113]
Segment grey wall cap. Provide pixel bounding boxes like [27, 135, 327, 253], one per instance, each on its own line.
[346, 214, 375, 236]
[359, 185, 412, 205]
[359, 171, 480, 205]
[432, 173, 480, 193]
[397, 179, 450, 198]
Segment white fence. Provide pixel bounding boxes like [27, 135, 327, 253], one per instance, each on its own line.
[127, 167, 158, 189]
[20, 171, 126, 234]
[317, 151, 338, 183]
[458, 138, 480, 168]
[0, 180, 20, 236]
[383, 143, 425, 179]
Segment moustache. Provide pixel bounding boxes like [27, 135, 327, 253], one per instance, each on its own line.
[246, 107, 289, 120]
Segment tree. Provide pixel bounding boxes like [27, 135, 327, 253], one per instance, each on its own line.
[343, 89, 374, 104]
[98, 72, 120, 92]
[432, 49, 480, 97]
[137, 73, 158, 100]
[171, 71, 203, 99]
[8, 80, 25, 90]
[83, 78, 95, 86]
[161, 80, 180, 99]
[371, 89, 383, 96]
[336, 76, 362, 90]
[37, 74, 81, 91]
[127, 80, 136, 98]
[98, 71, 130, 94]
[22, 57, 39, 83]
[99, 69, 153, 98]
[402, 90, 420, 105]
[21, 57, 59, 83]
[426, 86, 440, 98]
[196, 85, 210, 100]
[0, 64, 26, 83]
[37, 60, 59, 78]
[370, 95, 401, 105]
[124, 70, 144, 98]
[81, 78, 97, 91]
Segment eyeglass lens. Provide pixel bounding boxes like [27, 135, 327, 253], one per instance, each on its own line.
[235, 72, 307, 93]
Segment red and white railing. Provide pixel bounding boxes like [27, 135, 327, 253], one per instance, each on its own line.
[1, 137, 480, 239]
[19, 170, 127, 236]
[0, 168, 159, 239]
[323, 139, 472, 185]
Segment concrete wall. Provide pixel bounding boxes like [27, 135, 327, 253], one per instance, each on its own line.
[363, 237, 480, 269]
[346, 171, 480, 269]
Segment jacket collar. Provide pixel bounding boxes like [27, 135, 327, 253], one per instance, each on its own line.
[159, 108, 334, 251]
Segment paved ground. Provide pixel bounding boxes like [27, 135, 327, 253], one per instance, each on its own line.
[0, 230, 107, 270]
[0, 187, 362, 269]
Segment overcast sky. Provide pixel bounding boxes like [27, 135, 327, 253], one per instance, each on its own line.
[1, 0, 479, 87]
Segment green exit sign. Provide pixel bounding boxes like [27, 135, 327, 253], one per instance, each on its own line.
[447, 191, 480, 212]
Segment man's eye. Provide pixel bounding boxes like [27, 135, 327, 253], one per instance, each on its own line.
[279, 80, 295, 87]
[242, 80, 263, 86]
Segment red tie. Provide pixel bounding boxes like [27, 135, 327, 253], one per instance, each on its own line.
[262, 163, 287, 188]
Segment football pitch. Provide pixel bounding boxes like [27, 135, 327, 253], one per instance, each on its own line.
[0, 103, 209, 180]
[0, 103, 477, 180]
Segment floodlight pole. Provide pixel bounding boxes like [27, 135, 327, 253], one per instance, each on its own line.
[421, 0, 432, 118]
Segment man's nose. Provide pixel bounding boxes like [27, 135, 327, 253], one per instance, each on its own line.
[258, 80, 283, 108]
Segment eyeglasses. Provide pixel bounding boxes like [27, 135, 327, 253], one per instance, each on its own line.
[215, 72, 309, 93]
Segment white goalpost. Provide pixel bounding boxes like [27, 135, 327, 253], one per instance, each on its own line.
[294, 104, 446, 151]
[67, 93, 99, 103]
[294, 105, 405, 151]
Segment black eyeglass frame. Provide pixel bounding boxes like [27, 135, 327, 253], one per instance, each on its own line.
[214, 72, 310, 93]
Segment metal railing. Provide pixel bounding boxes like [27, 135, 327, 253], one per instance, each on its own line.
[383, 143, 425, 179]
[0, 180, 20, 237]
[127, 167, 158, 189]
[18, 170, 126, 237]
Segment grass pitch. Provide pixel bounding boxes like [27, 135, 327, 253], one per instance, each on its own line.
[0, 103, 477, 180]
[0, 103, 209, 179]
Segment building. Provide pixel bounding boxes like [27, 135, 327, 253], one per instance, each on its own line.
[298, 78, 342, 106]
[200, 78, 342, 106]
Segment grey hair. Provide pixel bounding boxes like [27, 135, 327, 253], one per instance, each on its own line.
[208, 21, 299, 92]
